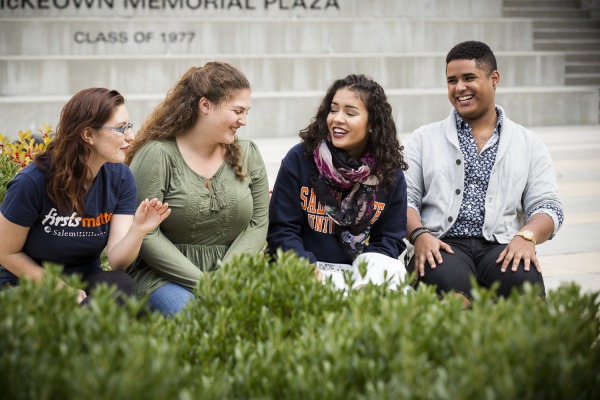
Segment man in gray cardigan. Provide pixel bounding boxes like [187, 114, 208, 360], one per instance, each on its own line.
[404, 41, 563, 306]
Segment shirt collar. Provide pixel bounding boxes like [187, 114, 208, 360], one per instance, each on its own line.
[454, 107, 504, 135]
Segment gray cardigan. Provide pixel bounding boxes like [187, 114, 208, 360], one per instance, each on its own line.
[405, 106, 563, 244]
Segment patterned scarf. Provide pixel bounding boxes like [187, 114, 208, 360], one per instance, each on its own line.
[312, 140, 379, 260]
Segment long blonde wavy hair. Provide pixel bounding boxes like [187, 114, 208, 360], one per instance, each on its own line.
[126, 61, 250, 180]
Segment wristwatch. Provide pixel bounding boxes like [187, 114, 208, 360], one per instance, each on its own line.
[515, 230, 536, 245]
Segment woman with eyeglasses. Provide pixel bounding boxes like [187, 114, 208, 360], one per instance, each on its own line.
[0, 88, 171, 304]
[126, 62, 269, 316]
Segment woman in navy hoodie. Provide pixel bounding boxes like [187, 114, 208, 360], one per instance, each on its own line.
[267, 74, 409, 290]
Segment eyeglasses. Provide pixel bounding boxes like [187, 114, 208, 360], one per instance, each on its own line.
[99, 122, 133, 135]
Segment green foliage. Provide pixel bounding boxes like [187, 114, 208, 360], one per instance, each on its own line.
[0, 125, 54, 169]
[0, 253, 599, 400]
[0, 126, 55, 205]
[0, 264, 188, 400]
[0, 153, 21, 205]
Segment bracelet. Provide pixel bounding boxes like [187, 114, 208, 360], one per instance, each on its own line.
[409, 226, 431, 244]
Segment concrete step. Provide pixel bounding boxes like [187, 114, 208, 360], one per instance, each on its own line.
[534, 19, 600, 29]
[1, 87, 597, 140]
[534, 39, 600, 51]
[566, 62, 600, 74]
[0, 52, 566, 96]
[534, 29, 600, 40]
[565, 74, 600, 85]
[502, 7, 591, 19]
[0, 18, 534, 55]
[565, 51, 600, 62]
[540, 125, 600, 161]
[0, 0, 503, 18]
[504, 0, 580, 7]
[504, 7, 591, 18]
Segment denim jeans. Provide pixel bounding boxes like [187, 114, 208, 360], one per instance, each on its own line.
[148, 282, 195, 317]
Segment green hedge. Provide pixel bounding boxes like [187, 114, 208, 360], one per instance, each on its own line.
[1, 252, 598, 399]
[0, 153, 21, 205]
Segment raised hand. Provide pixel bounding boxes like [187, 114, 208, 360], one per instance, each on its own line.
[132, 198, 171, 235]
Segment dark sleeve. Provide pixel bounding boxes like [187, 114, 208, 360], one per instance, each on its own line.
[113, 164, 137, 215]
[0, 170, 43, 227]
[267, 148, 317, 263]
[364, 169, 408, 259]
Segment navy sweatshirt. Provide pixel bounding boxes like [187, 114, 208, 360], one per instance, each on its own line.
[267, 143, 407, 264]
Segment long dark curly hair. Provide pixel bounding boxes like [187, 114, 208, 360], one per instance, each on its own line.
[299, 74, 408, 190]
[126, 61, 250, 180]
[35, 88, 124, 215]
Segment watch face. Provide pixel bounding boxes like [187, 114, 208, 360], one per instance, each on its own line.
[518, 231, 535, 243]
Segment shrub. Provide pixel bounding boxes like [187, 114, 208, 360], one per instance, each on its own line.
[0, 153, 20, 205]
[0, 264, 189, 399]
[0, 253, 598, 400]
[0, 125, 54, 169]
[0, 126, 54, 206]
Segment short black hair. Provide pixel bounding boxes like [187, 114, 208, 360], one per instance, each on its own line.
[446, 41, 497, 76]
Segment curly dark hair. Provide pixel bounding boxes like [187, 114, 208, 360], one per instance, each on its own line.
[35, 88, 124, 215]
[299, 74, 407, 190]
[446, 40, 498, 77]
[126, 61, 250, 180]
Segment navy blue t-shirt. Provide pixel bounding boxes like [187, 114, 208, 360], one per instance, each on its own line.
[0, 162, 136, 283]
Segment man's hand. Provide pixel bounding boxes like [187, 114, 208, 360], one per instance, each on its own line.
[497, 236, 540, 273]
[413, 233, 454, 277]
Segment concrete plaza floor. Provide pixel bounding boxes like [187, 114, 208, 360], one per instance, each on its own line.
[253, 124, 600, 295]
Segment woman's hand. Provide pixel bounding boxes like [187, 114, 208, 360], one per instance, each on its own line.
[55, 279, 87, 304]
[106, 199, 170, 270]
[74, 288, 87, 304]
[315, 267, 323, 282]
[132, 198, 171, 235]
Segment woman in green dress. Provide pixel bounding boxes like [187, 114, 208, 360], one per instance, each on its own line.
[126, 62, 269, 316]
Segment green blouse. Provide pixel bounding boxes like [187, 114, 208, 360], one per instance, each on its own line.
[127, 138, 269, 298]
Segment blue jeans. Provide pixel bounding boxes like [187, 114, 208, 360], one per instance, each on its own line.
[148, 282, 195, 317]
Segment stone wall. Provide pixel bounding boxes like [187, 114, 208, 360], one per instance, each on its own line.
[0, 0, 597, 139]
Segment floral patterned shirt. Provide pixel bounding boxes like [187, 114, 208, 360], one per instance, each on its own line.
[446, 108, 563, 238]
